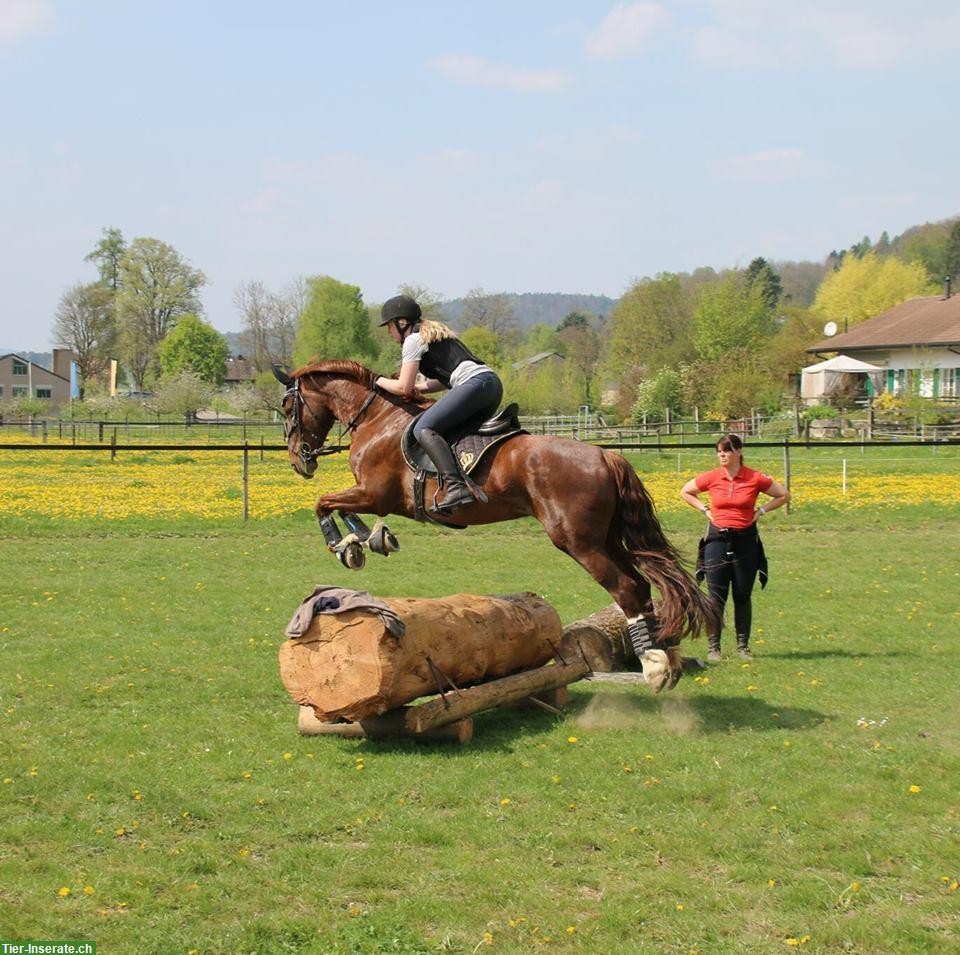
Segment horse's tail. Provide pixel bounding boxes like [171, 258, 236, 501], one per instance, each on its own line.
[603, 450, 718, 640]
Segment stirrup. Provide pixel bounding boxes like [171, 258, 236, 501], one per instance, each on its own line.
[430, 482, 476, 514]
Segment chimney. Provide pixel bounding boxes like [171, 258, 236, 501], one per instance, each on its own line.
[945, 275, 952, 300]
[52, 348, 74, 379]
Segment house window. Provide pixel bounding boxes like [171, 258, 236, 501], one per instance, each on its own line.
[12, 360, 28, 376]
[12, 386, 27, 397]
[942, 368, 958, 398]
[35, 387, 52, 399]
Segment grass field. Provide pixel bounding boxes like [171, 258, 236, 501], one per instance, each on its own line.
[1, 445, 958, 953]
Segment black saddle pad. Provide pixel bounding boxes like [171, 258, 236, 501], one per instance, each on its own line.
[402, 403, 524, 476]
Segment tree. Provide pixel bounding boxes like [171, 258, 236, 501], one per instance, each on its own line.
[397, 283, 445, 322]
[557, 323, 600, 404]
[557, 311, 590, 331]
[115, 238, 207, 389]
[631, 368, 683, 421]
[459, 288, 519, 339]
[460, 326, 502, 367]
[235, 281, 273, 371]
[945, 221, 960, 281]
[158, 314, 230, 385]
[520, 323, 563, 358]
[84, 227, 126, 292]
[812, 251, 933, 327]
[293, 276, 378, 367]
[150, 370, 215, 422]
[693, 273, 773, 361]
[604, 273, 696, 385]
[745, 257, 783, 312]
[51, 282, 116, 397]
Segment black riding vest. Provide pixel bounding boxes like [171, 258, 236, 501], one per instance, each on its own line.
[414, 332, 485, 389]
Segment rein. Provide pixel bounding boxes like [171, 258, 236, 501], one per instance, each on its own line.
[284, 376, 378, 465]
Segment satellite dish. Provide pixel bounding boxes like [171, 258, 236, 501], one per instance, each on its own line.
[823, 321, 838, 337]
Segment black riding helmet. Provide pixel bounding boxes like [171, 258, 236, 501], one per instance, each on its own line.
[379, 294, 422, 326]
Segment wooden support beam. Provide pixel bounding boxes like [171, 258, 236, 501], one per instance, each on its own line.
[405, 656, 589, 734]
[298, 705, 473, 743]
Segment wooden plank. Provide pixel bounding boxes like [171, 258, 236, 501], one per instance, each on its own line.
[298, 705, 473, 743]
[405, 657, 590, 733]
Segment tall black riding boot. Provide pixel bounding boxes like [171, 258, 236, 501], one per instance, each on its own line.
[417, 429, 476, 513]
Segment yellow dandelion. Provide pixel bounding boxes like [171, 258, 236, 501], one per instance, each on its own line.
[567, 736, 578, 744]
[500, 798, 511, 806]
[58, 886, 71, 897]
[283, 752, 293, 760]
[84, 885, 95, 895]
[909, 785, 921, 794]
[768, 879, 777, 887]
[550, 774, 560, 784]
[676, 903, 684, 910]
[566, 926, 577, 934]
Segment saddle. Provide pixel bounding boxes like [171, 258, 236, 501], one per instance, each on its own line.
[401, 403, 524, 525]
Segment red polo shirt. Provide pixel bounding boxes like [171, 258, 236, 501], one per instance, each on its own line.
[695, 465, 774, 529]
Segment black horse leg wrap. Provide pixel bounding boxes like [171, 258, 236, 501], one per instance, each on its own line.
[318, 515, 343, 548]
[341, 513, 371, 541]
[627, 615, 659, 658]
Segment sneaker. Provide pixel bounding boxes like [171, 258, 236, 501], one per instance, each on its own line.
[737, 646, 752, 660]
[707, 648, 722, 662]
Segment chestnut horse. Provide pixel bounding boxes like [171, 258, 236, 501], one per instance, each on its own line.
[275, 360, 716, 691]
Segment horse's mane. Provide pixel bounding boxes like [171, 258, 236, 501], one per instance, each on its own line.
[293, 360, 377, 389]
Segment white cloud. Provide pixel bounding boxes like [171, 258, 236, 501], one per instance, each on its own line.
[0, 0, 56, 46]
[584, 2, 669, 61]
[429, 53, 571, 94]
[691, 1, 960, 70]
[708, 148, 818, 185]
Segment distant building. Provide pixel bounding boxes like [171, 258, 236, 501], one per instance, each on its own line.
[0, 349, 74, 406]
[806, 285, 960, 399]
[224, 355, 257, 388]
[512, 351, 565, 372]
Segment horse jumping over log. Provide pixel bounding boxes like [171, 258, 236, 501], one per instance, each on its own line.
[274, 360, 718, 691]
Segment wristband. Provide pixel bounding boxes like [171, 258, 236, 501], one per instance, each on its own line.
[757, 506, 766, 516]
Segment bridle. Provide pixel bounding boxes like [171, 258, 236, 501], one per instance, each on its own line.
[282, 375, 378, 467]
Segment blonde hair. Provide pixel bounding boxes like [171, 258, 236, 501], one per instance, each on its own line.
[416, 318, 456, 344]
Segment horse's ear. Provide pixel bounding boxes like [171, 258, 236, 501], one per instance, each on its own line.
[272, 364, 293, 387]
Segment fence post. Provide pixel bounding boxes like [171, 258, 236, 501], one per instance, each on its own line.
[867, 403, 874, 440]
[42, 420, 48, 444]
[783, 440, 791, 515]
[260, 435, 265, 462]
[242, 441, 250, 521]
[694, 406, 700, 434]
[98, 421, 104, 443]
[111, 428, 117, 461]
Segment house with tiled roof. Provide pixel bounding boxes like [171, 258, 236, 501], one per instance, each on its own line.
[806, 286, 960, 399]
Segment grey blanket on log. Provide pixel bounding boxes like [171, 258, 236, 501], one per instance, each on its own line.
[285, 585, 406, 640]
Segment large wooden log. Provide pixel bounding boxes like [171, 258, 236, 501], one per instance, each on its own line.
[279, 591, 563, 723]
[405, 656, 590, 733]
[560, 603, 634, 672]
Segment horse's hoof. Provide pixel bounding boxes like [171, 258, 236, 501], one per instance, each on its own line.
[367, 523, 400, 556]
[640, 649, 672, 693]
[337, 541, 365, 570]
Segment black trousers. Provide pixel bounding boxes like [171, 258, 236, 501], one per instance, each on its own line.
[701, 525, 764, 641]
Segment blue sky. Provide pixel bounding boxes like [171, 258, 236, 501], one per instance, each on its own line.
[2, 0, 959, 351]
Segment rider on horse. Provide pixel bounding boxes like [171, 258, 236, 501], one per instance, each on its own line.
[375, 295, 503, 514]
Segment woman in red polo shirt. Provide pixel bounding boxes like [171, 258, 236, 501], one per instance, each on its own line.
[680, 434, 789, 661]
